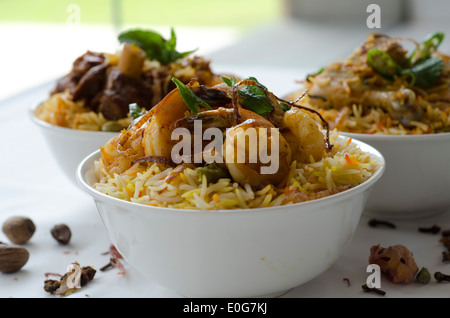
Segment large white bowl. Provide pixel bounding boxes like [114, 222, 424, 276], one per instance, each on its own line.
[342, 132, 450, 218]
[30, 101, 118, 186]
[77, 138, 385, 298]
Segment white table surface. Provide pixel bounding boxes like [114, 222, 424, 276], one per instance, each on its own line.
[1, 65, 449, 299]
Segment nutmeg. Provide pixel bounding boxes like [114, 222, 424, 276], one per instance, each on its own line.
[0, 243, 29, 273]
[2, 216, 36, 244]
[51, 224, 72, 245]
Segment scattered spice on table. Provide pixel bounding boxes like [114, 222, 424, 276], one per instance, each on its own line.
[368, 219, 396, 229]
[43, 262, 96, 296]
[434, 271, 450, 283]
[369, 244, 418, 283]
[51, 224, 72, 245]
[100, 244, 125, 275]
[440, 237, 450, 251]
[418, 224, 441, 234]
[368, 219, 397, 229]
[343, 278, 351, 286]
[361, 284, 386, 296]
[442, 251, 450, 262]
[415, 267, 431, 284]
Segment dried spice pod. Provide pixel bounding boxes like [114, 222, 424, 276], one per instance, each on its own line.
[0, 243, 29, 273]
[51, 224, 72, 245]
[2, 216, 36, 244]
[369, 244, 419, 283]
[416, 267, 431, 284]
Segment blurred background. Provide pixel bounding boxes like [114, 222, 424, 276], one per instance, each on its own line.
[0, 0, 449, 100]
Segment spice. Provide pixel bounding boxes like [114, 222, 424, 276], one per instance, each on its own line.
[418, 224, 441, 234]
[368, 219, 396, 229]
[442, 251, 450, 262]
[415, 267, 431, 284]
[51, 224, 72, 245]
[440, 237, 450, 251]
[441, 229, 450, 237]
[361, 284, 386, 296]
[2, 216, 36, 244]
[369, 244, 418, 283]
[434, 271, 450, 283]
[100, 245, 125, 274]
[44, 262, 96, 296]
[0, 243, 29, 273]
[99, 261, 113, 272]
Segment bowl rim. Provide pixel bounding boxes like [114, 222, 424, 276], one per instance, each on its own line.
[29, 98, 121, 137]
[76, 137, 386, 215]
[340, 131, 450, 142]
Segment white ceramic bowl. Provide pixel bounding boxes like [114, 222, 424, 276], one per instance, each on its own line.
[30, 101, 118, 186]
[342, 132, 450, 218]
[77, 138, 385, 298]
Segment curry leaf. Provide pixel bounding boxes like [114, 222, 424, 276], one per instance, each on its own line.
[238, 85, 273, 117]
[222, 76, 237, 87]
[129, 103, 143, 121]
[280, 102, 292, 112]
[118, 28, 196, 65]
[306, 67, 324, 82]
[402, 57, 444, 87]
[172, 77, 213, 114]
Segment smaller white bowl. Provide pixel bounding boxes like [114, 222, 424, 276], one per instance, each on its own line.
[342, 132, 450, 218]
[30, 101, 118, 186]
[77, 138, 384, 298]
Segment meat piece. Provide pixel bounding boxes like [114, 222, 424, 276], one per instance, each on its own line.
[72, 63, 108, 107]
[98, 68, 153, 120]
[51, 51, 105, 95]
[369, 244, 418, 283]
[363, 33, 409, 68]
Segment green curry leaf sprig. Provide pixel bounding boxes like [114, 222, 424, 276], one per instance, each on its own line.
[118, 28, 197, 65]
[222, 76, 290, 117]
[366, 32, 445, 87]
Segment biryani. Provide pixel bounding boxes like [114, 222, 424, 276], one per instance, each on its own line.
[290, 32, 450, 135]
[35, 28, 221, 131]
[92, 76, 380, 210]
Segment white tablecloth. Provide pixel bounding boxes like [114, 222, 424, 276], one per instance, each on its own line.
[1, 67, 449, 298]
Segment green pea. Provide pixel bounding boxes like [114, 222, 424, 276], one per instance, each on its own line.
[101, 121, 124, 132]
[196, 163, 229, 184]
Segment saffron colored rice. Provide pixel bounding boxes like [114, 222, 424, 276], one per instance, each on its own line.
[92, 132, 380, 210]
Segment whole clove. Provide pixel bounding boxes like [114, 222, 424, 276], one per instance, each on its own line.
[441, 229, 450, 237]
[361, 284, 386, 296]
[418, 224, 441, 234]
[434, 271, 450, 283]
[368, 219, 396, 229]
[100, 259, 114, 272]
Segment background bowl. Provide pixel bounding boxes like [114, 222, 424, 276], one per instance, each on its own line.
[342, 132, 450, 218]
[30, 101, 118, 186]
[77, 138, 384, 298]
